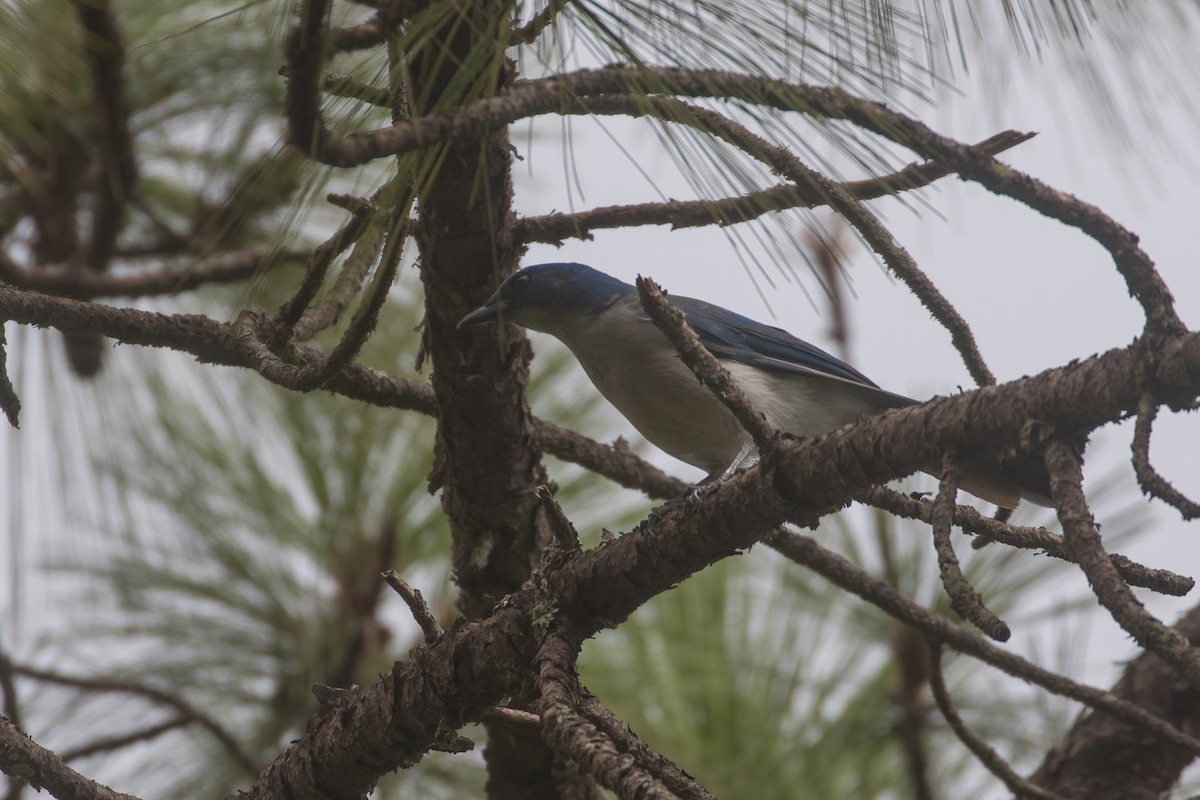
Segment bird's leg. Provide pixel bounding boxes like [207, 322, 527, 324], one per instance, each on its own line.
[719, 438, 760, 480]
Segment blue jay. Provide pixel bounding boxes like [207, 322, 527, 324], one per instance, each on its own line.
[460, 262, 1052, 508]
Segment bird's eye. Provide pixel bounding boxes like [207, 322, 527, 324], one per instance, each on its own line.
[514, 274, 530, 290]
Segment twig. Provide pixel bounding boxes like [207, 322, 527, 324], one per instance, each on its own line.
[272, 194, 376, 337]
[555, 66, 1183, 336]
[10, 663, 260, 775]
[928, 645, 1065, 800]
[293, 225, 386, 341]
[635, 275, 776, 453]
[382, 570, 444, 643]
[513, 131, 1034, 246]
[1046, 439, 1200, 688]
[578, 692, 716, 800]
[0, 646, 21, 731]
[763, 529, 1200, 755]
[0, 717, 141, 800]
[266, 199, 406, 391]
[59, 717, 189, 761]
[230, 311, 331, 390]
[73, 0, 137, 276]
[512, 0, 574, 43]
[278, 67, 390, 107]
[536, 486, 581, 551]
[533, 427, 686, 500]
[0, 325, 19, 428]
[858, 485, 1193, 596]
[328, 1, 428, 54]
[0, 246, 305, 300]
[231, 218, 400, 393]
[931, 455, 1011, 640]
[1132, 393, 1200, 519]
[536, 626, 683, 799]
[297, 216, 407, 388]
[481, 706, 541, 727]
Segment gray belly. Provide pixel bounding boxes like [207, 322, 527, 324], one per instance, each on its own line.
[575, 343, 746, 475]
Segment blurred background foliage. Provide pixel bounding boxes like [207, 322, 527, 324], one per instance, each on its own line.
[0, 0, 1192, 797]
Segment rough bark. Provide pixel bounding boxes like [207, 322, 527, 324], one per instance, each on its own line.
[1028, 604, 1200, 799]
[407, 2, 565, 796]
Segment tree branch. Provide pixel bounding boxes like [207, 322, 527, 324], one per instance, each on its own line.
[10, 664, 259, 776]
[931, 455, 1010, 640]
[2, 284, 1199, 520]
[513, 131, 1035, 246]
[1131, 393, 1200, 519]
[857, 485, 1192, 596]
[73, 0, 136, 275]
[58, 718, 190, 762]
[0, 246, 305, 300]
[0, 717, 141, 800]
[0, 325, 18, 429]
[764, 531, 1200, 755]
[1046, 439, 1200, 688]
[536, 626, 682, 799]
[1028, 603, 1200, 799]
[928, 645, 1063, 800]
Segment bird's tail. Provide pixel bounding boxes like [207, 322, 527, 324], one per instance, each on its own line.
[951, 453, 1054, 509]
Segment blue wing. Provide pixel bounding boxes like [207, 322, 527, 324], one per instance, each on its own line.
[664, 295, 882, 387]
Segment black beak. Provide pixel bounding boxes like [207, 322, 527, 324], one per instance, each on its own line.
[457, 298, 506, 328]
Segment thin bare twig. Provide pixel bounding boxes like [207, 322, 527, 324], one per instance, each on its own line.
[513, 131, 1034, 245]
[536, 486, 581, 551]
[299, 216, 407, 388]
[231, 221, 404, 392]
[858, 485, 1193, 596]
[1132, 393, 1200, 519]
[10, 663, 260, 775]
[1046, 439, 1200, 688]
[928, 645, 1065, 800]
[931, 455, 1011, 640]
[382, 570, 444, 643]
[272, 194, 377, 337]
[0, 325, 19, 428]
[0, 246, 305, 300]
[293, 224, 386, 341]
[59, 717, 190, 761]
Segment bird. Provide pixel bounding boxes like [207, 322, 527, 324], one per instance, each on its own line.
[459, 262, 1052, 508]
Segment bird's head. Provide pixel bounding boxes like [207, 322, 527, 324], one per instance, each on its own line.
[458, 262, 631, 334]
